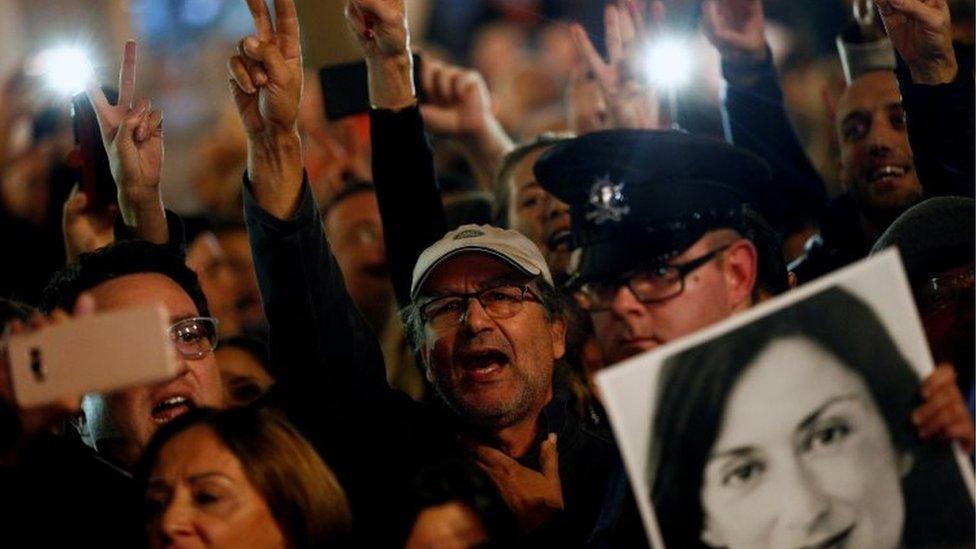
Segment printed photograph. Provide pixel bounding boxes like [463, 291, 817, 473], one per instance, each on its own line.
[598, 251, 976, 549]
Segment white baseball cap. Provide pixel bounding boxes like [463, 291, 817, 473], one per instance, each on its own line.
[410, 224, 554, 300]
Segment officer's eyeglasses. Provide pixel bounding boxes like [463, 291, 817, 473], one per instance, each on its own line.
[420, 285, 540, 331]
[578, 245, 731, 312]
[169, 317, 219, 360]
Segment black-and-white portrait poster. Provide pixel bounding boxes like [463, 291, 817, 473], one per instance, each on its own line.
[597, 250, 975, 549]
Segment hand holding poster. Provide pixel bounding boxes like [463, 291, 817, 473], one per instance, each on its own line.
[598, 250, 975, 549]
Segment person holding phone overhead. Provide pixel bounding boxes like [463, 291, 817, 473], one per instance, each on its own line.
[1, 38, 224, 547]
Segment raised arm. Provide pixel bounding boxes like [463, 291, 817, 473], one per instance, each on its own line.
[571, 0, 664, 131]
[227, 0, 389, 420]
[85, 40, 169, 246]
[419, 58, 514, 190]
[701, 0, 829, 222]
[346, 0, 446, 307]
[877, 0, 974, 198]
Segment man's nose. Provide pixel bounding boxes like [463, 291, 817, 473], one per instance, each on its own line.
[866, 115, 901, 157]
[609, 284, 645, 319]
[460, 297, 494, 333]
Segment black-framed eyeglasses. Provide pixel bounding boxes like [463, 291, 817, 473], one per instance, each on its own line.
[578, 245, 731, 312]
[420, 285, 540, 331]
[169, 317, 219, 360]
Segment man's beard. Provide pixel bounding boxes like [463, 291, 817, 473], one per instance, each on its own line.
[431, 370, 543, 429]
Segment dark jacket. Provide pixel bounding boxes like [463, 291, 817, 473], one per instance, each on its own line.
[0, 212, 188, 547]
[721, 49, 975, 282]
[0, 433, 144, 547]
[366, 104, 646, 546]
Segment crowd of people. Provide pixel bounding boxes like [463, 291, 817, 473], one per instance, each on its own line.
[0, 0, 973, 547]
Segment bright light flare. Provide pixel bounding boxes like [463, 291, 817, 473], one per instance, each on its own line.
[34, 46, 95, 96]
[643, 37, 694, 89]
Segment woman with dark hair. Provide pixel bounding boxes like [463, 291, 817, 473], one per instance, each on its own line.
[139, 406, 351, 548]
[649, 287, 974, 549]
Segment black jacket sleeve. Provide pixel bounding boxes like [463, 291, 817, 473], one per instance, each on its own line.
[721, 52, 830, 228]
[370, 105, 447, 308]
[895, 56, 975, 199]
[243, 175, 390, 426]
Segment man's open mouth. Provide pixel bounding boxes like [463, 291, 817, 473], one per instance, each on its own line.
[151, 395, 196, 424]
[868, 164, 909, 185]
[547, 229, 573, 252]
[458, 349, 510, 382]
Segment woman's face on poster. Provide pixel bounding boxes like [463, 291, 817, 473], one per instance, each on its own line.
[698, 336, 909, 549]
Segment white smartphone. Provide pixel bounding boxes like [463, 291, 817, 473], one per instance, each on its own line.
[7, 305, 179, 407]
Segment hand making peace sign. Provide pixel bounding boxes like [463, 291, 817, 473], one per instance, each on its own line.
[85, 40, 168, 244]
[85, 40, 163, 207]
[228, 0, 304, 137]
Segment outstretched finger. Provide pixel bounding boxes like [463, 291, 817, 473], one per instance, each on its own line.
[245, 0, 275, 41]
[571, 24, 613, 90]
[273, 0, 302, 57]
[605, 4, 623, 64]
[616, 1, 637, 54]
[627, 0, 647, 36]
[117, 40, 137, 109]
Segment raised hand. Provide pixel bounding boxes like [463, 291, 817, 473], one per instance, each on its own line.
[472, 434, 564, 533]
[229, 0, 303, 137]
[419, 59, 513, 188]
[571, 1, 662, 130]
[875, 0, 957, 84]
[62, 184, 117, 263]
[701, 0, 767, 60]
[567, 64, 612, 135]
[85, 40, 168, 244]
[345, 0, 415, 110]
[228, 0, 304, 219]
[345, 0, 409, 61]
[913, 363, 974, 453]
[420, 60, 492, 138]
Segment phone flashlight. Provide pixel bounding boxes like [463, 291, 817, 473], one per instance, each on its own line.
[642, 37, 694, 90]
[32, 46, 95, 96]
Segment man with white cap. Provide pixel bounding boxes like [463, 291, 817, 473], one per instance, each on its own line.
[400, 223, 641, 545]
